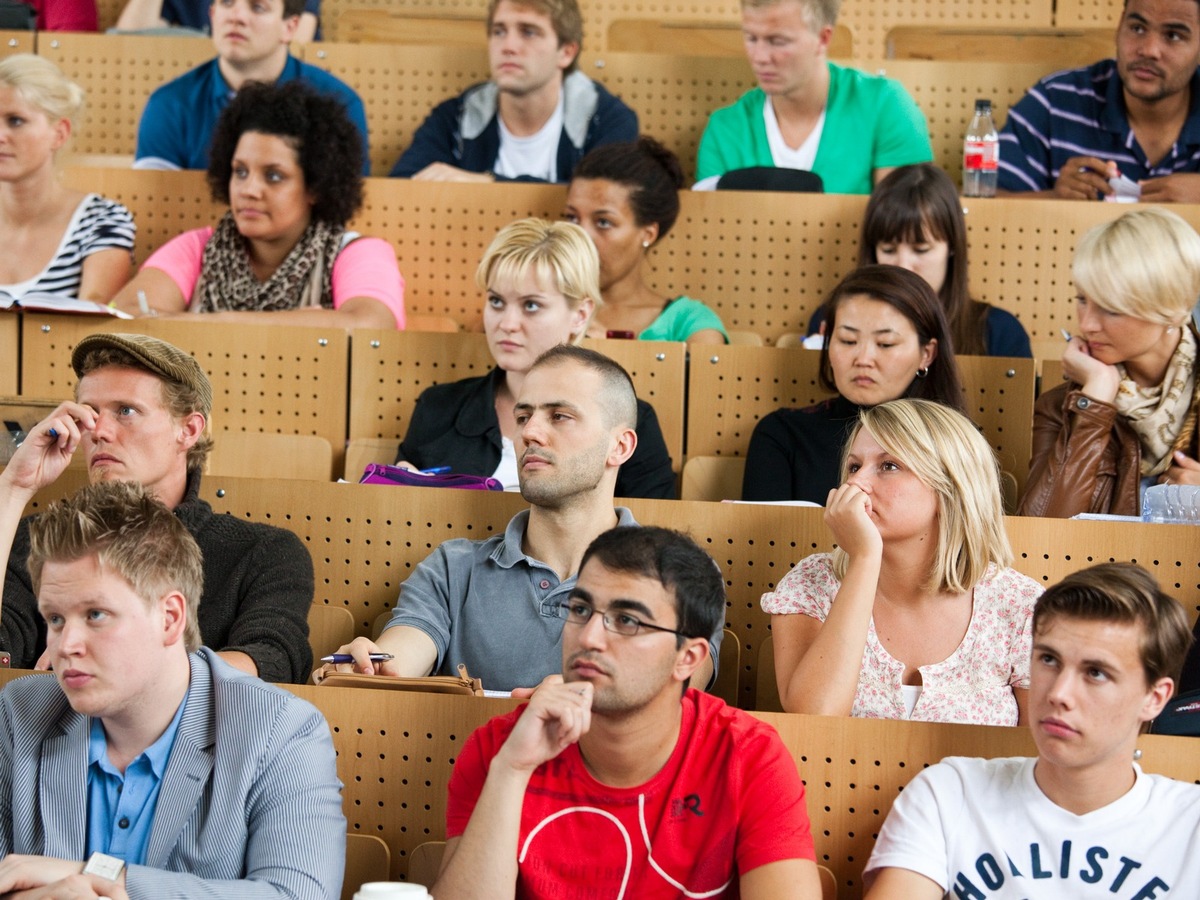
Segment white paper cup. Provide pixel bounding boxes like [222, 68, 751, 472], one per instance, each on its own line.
[353, 883, 432, 900]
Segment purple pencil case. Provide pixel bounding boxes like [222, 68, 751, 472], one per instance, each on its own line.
[359, 463, 503, 491]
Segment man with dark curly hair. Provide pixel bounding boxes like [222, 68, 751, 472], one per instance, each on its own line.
[133, 0, 367, 172]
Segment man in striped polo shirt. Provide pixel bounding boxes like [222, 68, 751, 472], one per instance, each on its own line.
[999, 0, 1200, 202]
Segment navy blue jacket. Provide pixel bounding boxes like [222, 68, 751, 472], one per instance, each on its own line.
[390, 71, 638, 181]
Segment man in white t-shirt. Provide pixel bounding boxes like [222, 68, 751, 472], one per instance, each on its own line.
[388, 0, 637, 183]
[864, 562, 1199, 900]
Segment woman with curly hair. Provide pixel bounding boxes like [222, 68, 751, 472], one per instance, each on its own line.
[114, 80, 404, 328]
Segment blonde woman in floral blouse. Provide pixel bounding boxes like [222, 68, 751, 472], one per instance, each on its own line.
[762, 399, 1041, 725]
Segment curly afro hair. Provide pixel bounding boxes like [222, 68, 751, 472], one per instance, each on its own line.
[206, 80, 364, 227]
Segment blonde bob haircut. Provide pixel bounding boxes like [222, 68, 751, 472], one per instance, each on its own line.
[0, 54, 84, 128]
[830, 398, 1012, 594]
[476, 218, 601, 345]
[28, 481, 203, 653]
[1072, 207, 1200, 327]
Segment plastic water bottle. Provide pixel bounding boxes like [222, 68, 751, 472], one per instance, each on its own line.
[963, 98, 999, 198]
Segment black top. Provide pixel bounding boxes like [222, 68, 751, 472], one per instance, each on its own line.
[3, 471, 314, 682]
[397, 367, 676, 500]
[741, 395, 863, 504]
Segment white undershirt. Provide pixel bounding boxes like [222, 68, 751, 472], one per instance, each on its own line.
[492, 436, 520, 492]
[901, 684, 923, 719]
[763, 97, 824, 171]
[494, 94, 564, 182]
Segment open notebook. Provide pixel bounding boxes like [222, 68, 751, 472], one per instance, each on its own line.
[0, 293, 131, 318]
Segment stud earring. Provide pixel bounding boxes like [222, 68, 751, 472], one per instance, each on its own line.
[642, 241, 650, 249]
[1133, 748, 1143, 761]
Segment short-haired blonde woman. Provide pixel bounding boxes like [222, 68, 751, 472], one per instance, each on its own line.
[763, 398, 1042, 725]
[395, 218, 676, 498]
[0, 55, 133, 302]
[1020, 208, 1200, 518]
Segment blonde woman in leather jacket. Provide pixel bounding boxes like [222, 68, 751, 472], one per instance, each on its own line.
[1019, 208, 1200, 518]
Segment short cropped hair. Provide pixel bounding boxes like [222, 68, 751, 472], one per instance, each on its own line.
[741, 0, 841, 30]
[819, 264, 966, 413]
[28, 481, 203, 653]
[580, 526, 725, 649]
[282, 0, 305, 19]
[0, 54, 84, 128]
[1072, 208, 1200, 327]
[74, 345, 214, 472]
[1033, 563, 1193, 689]
[206, 80, 364, 227]
[529, 344, 637, 430]
[477, 218, 601, 342]
[487, 0, 583, 73]
[571, 137, 685, 243]
[832, 398, 1012, 594]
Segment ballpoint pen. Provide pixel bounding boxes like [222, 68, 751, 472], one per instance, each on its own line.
[320, 652, 395, 664]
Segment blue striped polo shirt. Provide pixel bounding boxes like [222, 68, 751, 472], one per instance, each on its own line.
[998, 58, 1200, 191]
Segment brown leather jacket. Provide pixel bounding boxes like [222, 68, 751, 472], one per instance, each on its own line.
[1019, 379, 1200, 518]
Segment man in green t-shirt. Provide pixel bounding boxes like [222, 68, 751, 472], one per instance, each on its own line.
[695, 0, 932, 195]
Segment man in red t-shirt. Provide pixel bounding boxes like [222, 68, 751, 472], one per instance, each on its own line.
[436, 526, 821, 899]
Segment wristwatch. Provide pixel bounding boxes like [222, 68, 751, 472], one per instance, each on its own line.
[83, 852, 125, 882]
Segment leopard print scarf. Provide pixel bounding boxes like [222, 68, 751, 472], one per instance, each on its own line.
[192, 212, 343, 313]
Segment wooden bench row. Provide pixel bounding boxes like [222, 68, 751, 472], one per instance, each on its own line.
[0, 31, 1070, 180]
[56, 168, 1197, 351]
[0, 663, 1192, 898]
[10, 315, 1046, 495]
[22, 472, 1200, 717]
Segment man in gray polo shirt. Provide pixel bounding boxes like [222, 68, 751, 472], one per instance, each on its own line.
[316, 345, 718, 692]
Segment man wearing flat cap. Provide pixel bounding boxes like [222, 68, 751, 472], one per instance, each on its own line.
[0, 333, 314, 682]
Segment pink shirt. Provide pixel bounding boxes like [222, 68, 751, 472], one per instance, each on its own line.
[761, 553, 1040, 726]
[144, 227, 406, 328]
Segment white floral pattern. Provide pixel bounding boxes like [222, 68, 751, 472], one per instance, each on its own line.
[761, 553, 1041, 725]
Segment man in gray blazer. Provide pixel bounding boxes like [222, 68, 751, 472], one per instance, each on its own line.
[0, 479, 344, 899]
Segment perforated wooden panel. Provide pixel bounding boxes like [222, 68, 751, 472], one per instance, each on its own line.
[865, 59, 1061, 185]
[19, 316, 349, 460]
[320, 0, 1053, 57]
[61, 167, 222, 265]
[284, 685, 520, 882]
[608, 19, 854, 57]
[0, 316, 16, 396]
[1055, 0, 1122, 29]
[0, 30, 34, 56]
[886, 25, 1112, 64]
[350, 179, 563, 324]
[204, 477, 527, 635]
[41, 33, 216, 158]
[963, 200, 1200, 347]
[957, 356, 1035, 493]
[670, 190, 867, 339]
[348, 331, 496, 441]
[301, 43, 491, 177]
[579, 50, 754, 179]
[686, 344, 830, 459]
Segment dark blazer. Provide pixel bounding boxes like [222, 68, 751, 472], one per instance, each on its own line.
[397, 368, 676, 499]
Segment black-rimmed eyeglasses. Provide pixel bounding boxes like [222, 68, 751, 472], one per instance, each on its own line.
[554, 600, 688, 638]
